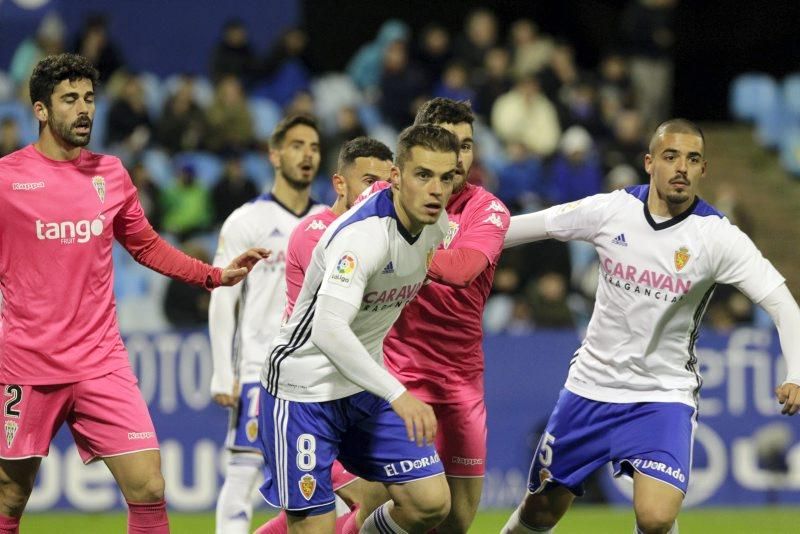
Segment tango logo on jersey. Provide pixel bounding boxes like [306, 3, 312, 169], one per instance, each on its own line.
[91, 175, 105, 203]
[299, 474, 316, 501]
[4, 421, 17, 448]
[35, 215, 105, 244]
[443, 221, 459, 249]
[306, 219, 327, 231]
[674, 246, 691, 271]
[483, 213, 504, 229]
[12, 181, 45, 191]
[330, 252, 358, 287]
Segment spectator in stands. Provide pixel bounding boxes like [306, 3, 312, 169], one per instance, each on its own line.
[72, 13, 124, 82]
[548, 125, 604, 204]
[496, 142, 545, 214]
[107, 73, 152, 161]
[9, 12, 65, 99]
[210, 19, 257, 84]
[414, 23, 452, 92]
[283, 90, 315, 116]
[475, 47, 512, 118]
[156, 75, 206, 154]
[453, 8, 499, 70]
[251, 28, 312, 107]
[525, 272, 574, 328]
[603, 109, 648, 181]
[204, 75, 255, 154]
[597, 52, 635, 122]
[161, 164, 213, 241]
[322, 106, 367, 176]
[130, 161, 163, 231]
[433, 61, 476, 104]
[378, 40, 427, 131]
[347, 19, 410, 93]
[211, 153, 259, 227]
[537, 40, 580, 104]
[620, 0, 677, 128]
[509, 19, 554, 78]
[0, 118, 22, 158]
[558, 76, 610, 142]
[163, 241, 214, 328]
[492, 73, 561, 157]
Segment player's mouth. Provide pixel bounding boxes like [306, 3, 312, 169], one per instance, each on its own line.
[73, 119, 92, 135]
[423, 202, 442, 216]
[669, 177, 689, 188]
[299, 162, 314, 176]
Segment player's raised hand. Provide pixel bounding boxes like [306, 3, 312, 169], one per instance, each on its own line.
[776, 383, 800, 415]
[221, 248, 271, 286]
[391, 391, 437, 446]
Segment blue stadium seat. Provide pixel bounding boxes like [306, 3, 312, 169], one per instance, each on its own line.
[173, 151, 223, 188]
[141, 148, 174, 186]
[163, 74, 214, 107]
[248, 97, 282, 140]
[755, 99, 788, 149]
[782, 73, 800, 119]
[88, 97, 110, 151]
[730, 73, 779, 122]
[0, 71, 14, 103]
[241, 151, 274, 192]
[0, 101, 37, 145]
[138, 72, 167, 118]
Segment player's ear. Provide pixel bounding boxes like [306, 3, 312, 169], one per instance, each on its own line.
[33, 101, 48, 123]
[268, 145, 281, 169]
[390, 165, 400, 190]
[332, 173, 346, 197]
[643, 153, 653, 175]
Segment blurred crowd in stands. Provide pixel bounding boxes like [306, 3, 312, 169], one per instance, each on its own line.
[1, 0, 763, 334]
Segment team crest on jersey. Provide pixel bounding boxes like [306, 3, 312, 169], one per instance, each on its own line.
[330, 252, 358, 287]
[443, 221, 460, 249]
[674, 246, 690, 271]
[299, 474, 316, 501]
[91, 176, 105, 203]
[4, 421, 17, 448]
[245, 418, 258, 443]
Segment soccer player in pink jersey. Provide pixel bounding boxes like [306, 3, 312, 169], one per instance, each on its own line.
[383, 98, 511, 533]
[257, 137, 393, 534]
[0, 53, 267, 534]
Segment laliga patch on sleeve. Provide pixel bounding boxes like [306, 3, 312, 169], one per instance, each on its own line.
[329, 252, 358, 287]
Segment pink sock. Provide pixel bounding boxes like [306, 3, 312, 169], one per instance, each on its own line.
[336, 507, 359, 534]
[127, 499, 169, 534]
[253, 510, 288, 534]
[0, 513, 19, 534]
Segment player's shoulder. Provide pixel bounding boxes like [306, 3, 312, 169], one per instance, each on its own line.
[325, 188, 394, 242]
[0, 146, 29, 171]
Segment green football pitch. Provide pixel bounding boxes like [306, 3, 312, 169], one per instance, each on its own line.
[19, 507, 800, 533]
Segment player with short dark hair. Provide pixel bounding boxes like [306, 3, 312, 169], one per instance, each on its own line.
[500, 119, 800, 534]
[257, 124, 458, 534]
[0, 53, 267, 534]
[383, 97, 511, 533]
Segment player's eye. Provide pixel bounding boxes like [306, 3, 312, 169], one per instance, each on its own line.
[461, 143, 473, 151]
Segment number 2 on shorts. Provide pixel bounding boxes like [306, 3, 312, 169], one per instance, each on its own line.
[4, 385, 22, 418]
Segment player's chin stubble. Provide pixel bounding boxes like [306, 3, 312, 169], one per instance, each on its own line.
[51, 116, 92, 147]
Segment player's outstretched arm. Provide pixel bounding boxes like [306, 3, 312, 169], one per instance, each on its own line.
[219, 248, 271, 286]
[759, 284, 800, 415]
[503, 210, 549, 249]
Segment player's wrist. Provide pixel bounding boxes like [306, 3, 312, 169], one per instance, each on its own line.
[386, 385, 407, 403]
[206, 267, 224, 289]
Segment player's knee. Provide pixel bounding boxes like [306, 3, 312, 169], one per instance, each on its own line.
[634, 505, 677, 534]
[519, 495, 561, 529]
[125, 473, 166, 503]
[0, 479, 33, 515]
[401, 482, 451, 527]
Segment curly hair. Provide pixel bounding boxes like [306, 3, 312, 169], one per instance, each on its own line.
[414, 97, 474, 127]
[29, 53, 99, 107]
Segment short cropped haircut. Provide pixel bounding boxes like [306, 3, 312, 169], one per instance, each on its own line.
[395, 124, 459, 170]
[337, 137, 393, 173]
[270, 114, 319, 149]
[649, 118, 705, 153]
[29, 53, 99, 107]
[414, 97, 475, 127]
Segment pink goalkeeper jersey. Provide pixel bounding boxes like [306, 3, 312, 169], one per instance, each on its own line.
[384, 184, 510, 403]
[0, 145, 149, 385]
[284, 207, 338, 318]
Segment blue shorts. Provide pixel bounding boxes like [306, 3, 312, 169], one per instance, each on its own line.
[225, 382, 261, 453]
[258, 388, 443, 515]
[528, 389, 696, 496]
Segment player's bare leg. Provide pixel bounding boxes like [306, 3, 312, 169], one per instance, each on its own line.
[632, 472, 682, 534]
[435, 476, 483, 533]
[335, 478, 390, 526]
[362, 475, 450, 534]
[104, 450, 169, 533]
[285, 510, 336, 533]
[0, 458, 40, 518]
[502, 486, 574, 533]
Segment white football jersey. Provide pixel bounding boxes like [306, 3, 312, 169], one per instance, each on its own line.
[209, 194, 325, 391]
[546, 185, 784, 407]
[261, 188, 448, 402]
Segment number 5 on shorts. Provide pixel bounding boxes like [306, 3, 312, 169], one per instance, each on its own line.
[538, 432, 556, 467]
[4, 385, 22, 418]
[296, 433, 317, 471]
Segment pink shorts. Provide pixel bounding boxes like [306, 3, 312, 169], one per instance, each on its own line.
[432, 397, 487, 477]
[332, 459, 359, 491]
[0, 366, 159, 464]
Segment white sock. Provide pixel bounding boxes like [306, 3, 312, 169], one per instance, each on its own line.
[502, 504, 553, 533]
[335, 494, 351, 516]
[215, 452, 264, 534]
[634, 521, 678, 534]
[360, 502, 408, 534]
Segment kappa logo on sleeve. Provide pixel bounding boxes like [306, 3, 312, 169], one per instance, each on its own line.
[329, 252, 358, 287]
[483, 213, 505, 229]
